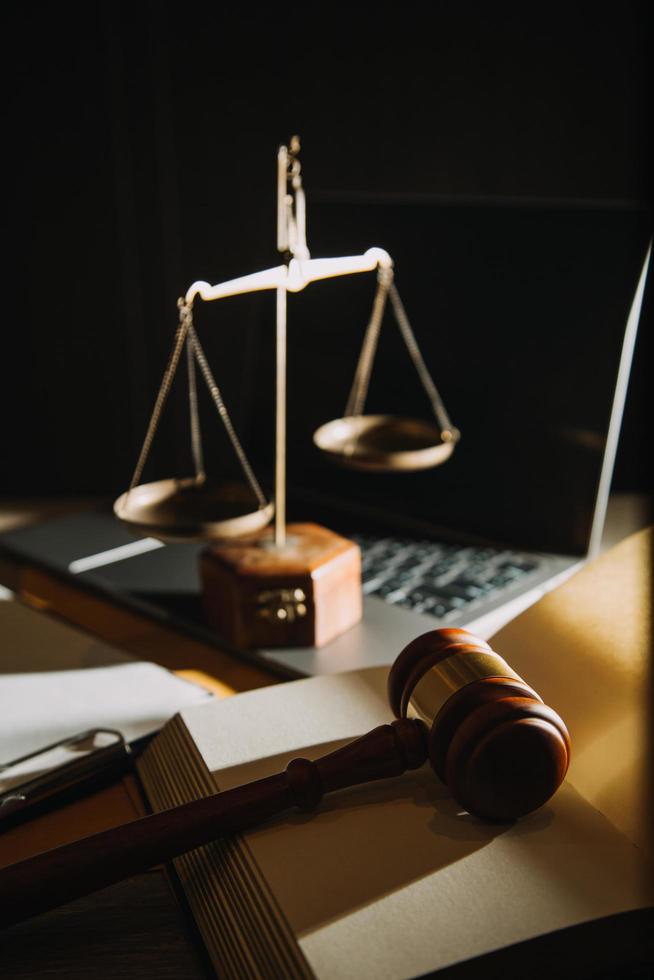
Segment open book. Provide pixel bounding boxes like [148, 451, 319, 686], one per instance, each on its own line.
[137, 528, 654, 979]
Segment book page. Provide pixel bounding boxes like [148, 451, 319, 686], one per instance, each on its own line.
[490, 527, 652, 857]
[180, 662, 654, 979]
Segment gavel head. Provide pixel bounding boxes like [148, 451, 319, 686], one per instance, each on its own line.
[388, 628, 570, 822]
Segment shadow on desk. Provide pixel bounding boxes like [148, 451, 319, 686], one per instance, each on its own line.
[1, 872, 211, 980]
[3, 888, 651, 980]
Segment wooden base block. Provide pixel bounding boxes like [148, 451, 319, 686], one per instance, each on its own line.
[199, 523, 362, 649]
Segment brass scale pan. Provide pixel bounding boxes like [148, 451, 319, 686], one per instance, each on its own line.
[313, 415, 456, 472]
[114, 478, 274, 543]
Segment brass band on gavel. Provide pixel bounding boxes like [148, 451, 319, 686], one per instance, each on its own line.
[406, 645, 530, 724]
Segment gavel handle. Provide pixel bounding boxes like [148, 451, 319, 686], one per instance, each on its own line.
[0, 718, 427, 928]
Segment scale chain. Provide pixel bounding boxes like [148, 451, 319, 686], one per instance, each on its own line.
[187, 325, 268, 509]
[388, 283, 457, 439]
[186, 333, 206, 483]
[128, 299, 193, 492]
[345, 271, 458, 442]
[128, 299, 267, 511]
[344, 267, 392, 418]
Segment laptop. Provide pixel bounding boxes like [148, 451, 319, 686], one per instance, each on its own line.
[1, 200, 650, 679]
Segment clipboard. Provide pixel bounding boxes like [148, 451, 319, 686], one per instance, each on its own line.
[0, 728, 132, 824]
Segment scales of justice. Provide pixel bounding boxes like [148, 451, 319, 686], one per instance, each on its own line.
[114, 137, 460, 650]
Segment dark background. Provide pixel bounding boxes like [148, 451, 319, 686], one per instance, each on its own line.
[1, 1, 651, 500]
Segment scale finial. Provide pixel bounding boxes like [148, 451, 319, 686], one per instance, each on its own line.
[277, 135, 310, 262]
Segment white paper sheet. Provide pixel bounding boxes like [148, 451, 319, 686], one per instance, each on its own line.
[0, 596, 210, 760]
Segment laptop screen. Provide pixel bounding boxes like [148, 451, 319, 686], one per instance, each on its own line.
[241, 200, 650, 557]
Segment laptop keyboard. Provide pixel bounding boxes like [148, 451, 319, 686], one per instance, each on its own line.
[350, 533, 542, 620]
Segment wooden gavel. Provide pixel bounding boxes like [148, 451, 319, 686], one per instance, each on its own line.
[0, 628, 570, 928]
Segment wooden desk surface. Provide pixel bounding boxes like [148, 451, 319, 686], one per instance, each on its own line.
[0, 768, 215, 978]
[0, 500, 280, 978]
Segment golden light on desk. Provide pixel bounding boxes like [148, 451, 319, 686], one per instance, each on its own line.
[114, 137, 460, 647]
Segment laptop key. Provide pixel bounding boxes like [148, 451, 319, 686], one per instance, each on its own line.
[422, 561, 453, 577]
[406, 585, 466, 607]
[379, 575, 411, 591]
[436, 579, 489, 600]
[406, 596, 460, 617]
[498, 559, 538, 575]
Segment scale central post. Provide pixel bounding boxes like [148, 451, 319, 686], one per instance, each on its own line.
[274, 135, 305, 550]
[275, 277, 287, 548]
[199, 138, 364, 648]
